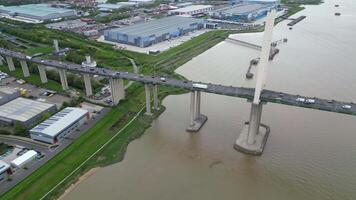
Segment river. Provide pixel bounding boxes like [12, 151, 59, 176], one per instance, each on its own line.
[64, 0, 356, 199]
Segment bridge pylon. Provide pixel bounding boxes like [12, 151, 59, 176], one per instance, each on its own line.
[187, 91, 207, 132]
[234, 9, 276, 155]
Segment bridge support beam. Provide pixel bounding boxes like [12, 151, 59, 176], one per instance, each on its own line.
[109, 78, 125, 105]
[153, 84, 159, 111]
[187, 91, 207, 132]
[37, 65, 47, 83]
[20, 60, 30, 77]
[144, 84, 152, 115]
[5, 56, 15, 71]
[83, 74, 92, 96]
[58, 69, 69, 90]
[234, 102, 270, 155]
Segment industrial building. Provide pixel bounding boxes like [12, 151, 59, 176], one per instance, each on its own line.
[0, 98, 57, 127]
[30, 107, 89, 144]
[104, 16, 205, 47]
[97, 3, 136, 12]
[210, 3, 275, 22]
[0, 4, 77, 23]
[10, 150, 38, 169]
[0, 160, 10, 182]
[0, 87, 20, 106]
[168, 5, 214, 16]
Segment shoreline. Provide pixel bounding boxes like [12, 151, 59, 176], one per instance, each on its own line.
[57, 167, 100, 200]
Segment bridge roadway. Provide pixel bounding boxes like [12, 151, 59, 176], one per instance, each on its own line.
[1, 47, 356, 116]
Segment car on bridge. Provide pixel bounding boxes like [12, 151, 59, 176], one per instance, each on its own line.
[296, 97, 305, 103]
[342, 105, 352, 109]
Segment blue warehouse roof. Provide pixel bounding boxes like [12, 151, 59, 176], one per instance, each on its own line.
[0, 4, 75, 17]
[105, 16, 204, 38]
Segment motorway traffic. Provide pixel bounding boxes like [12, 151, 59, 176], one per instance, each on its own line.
[1, 47, 355, 116]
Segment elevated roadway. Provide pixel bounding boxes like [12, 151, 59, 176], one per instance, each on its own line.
[1, 47, 356, 116]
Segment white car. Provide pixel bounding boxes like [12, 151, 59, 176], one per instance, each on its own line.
[342, 105, 352, 109]
[160, 77, 166, 82]
[296, 97, 305, 103]
[305, 99, 315, 104]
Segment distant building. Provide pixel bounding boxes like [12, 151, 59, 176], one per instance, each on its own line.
[0, 87, 20, 106]
[0, 4, 77, 23]
[10, 150, 38, 169]
[84, 29, 99, 36]
[97, 3, 123, 12]
[30, 107, 89, 144]
[0, 160, 10, 182]
[210, 2, 275, 22]
[128, 0, 154, 4]
[104, 16, 205, 47]
[0, 98, 57, 127]
[168, 5, 214, 16]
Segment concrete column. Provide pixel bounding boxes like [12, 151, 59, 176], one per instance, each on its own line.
[58, 69, 69, 90]
[37, 65, 47, 83]
[195, 91, 201, 120]
[0, 56, 3, 65]
[247, 103, 263, 145]
[109, 78, 125, 105]
[20, 60, 30, 77]
[145, 84, 152, 115]
[153, 85, 159, 111]
[53, 39, 59, 53]
[5, 56, 15, 71]
[83, 74, 92, 96]
[189, 91, 196, 127]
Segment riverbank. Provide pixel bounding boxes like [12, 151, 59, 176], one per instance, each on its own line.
[57, 167, 100, 200]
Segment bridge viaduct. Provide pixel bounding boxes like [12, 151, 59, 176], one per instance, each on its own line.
[0, 11, 355, 155]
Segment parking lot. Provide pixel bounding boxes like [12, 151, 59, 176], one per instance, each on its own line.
[0, 75, 71, 108]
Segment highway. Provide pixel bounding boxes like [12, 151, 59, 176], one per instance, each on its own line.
[1, 47, 356, 116]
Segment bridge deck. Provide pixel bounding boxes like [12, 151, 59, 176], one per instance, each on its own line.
[1, 48, 356, 116]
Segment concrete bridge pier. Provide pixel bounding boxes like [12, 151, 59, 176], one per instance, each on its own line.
[109, 78, 125, 105]
[187, 91, 207, 132]
[37, 65, 48, 83]
[20, 60, 30, 77]
[144, 84, 152, 115]
[153, 84, 159, 111]
[58, 69, 69, 90]
[0, 56, 3, 65]
[83, 74, 93, 96]
[5, 56, 15, 71]
[234, 102, 270, 155]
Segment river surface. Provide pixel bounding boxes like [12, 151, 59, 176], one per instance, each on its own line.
[64, 1, 356, 199]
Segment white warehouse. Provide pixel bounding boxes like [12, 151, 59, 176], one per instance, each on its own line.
[30, 107, 89, 144]
[10, 150, 38, 169]
[0, 160, 10, 182]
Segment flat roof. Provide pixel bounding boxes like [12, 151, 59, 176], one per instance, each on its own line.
[217, 3, 270, 15]
[0, 97, 55, 122]
[171, 5, 213, 13]
[0, 4, 74, 17]
[0, 87, 19, 100]
[98, 4, 123, 9]
[106, 16, 204, 38]
[10, 150, 37, 167]
[0, 160, 10, 174]
[30, 107, 88, 137]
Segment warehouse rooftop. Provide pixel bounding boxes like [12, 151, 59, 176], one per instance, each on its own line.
[216, 3, 270, 15]
[171, 5, 213, 13]
[0, 97, 55, 123]
[106, 16, 204, 38]
[0, 4, 75, 17]
[30, 107, 88, 137]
